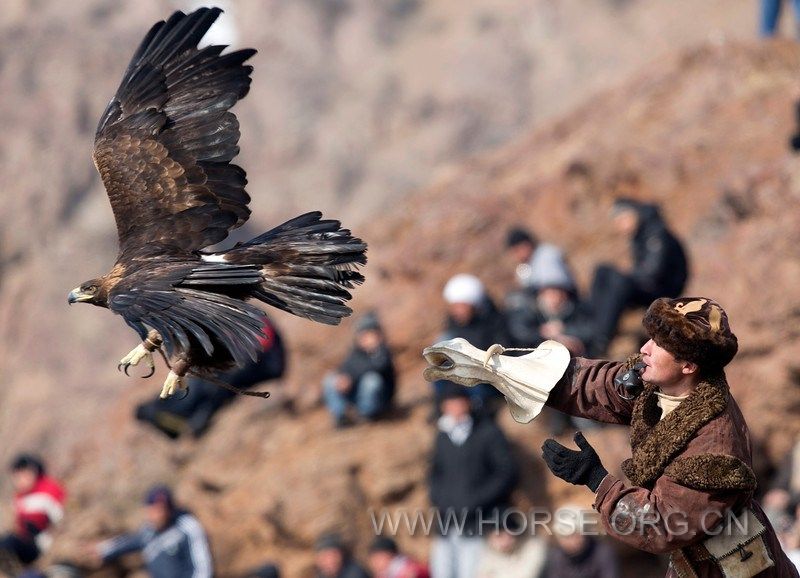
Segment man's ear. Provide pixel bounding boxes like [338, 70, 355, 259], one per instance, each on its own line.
[681, 361, 699, 376]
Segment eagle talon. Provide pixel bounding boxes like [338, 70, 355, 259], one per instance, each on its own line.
[118, 344, 155, 378]
[160, 371, 186, 399]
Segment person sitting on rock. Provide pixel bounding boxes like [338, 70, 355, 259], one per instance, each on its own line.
[505, 227, 576, 295]
[433, 274, 511, 415]
[504, 273, 594, 356]
[91, 486, 213, 578]
[322, 312, 396, 428]
[587, 198, 688, 356]
[0, 455, 66, 575]
[314, 533, 369, 578]
[542, 505, 619, 578]
[135, 317, 286, 439]
[368, 536, 430, 578]
[475, 515, 547, 578]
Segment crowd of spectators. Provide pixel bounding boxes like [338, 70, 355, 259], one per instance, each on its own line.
[5, 198, 800, 577]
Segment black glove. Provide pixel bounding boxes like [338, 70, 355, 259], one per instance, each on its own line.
[542, 431, 608, 492]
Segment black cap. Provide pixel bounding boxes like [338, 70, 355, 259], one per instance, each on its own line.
[437, 381, 470, 403]
[11, 454, 45, 477]
[355, 312, 381, 333]
[315, 532, 345, 552]
[611, 197, 641, 215]
[369, 536, 399, 554]
[144, 485, 175, 511]
[505, 227, 535, 248]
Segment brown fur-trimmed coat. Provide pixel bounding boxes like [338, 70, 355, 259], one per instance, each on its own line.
[546, 358, 798, 578]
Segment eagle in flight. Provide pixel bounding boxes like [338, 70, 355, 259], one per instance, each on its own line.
[68, 7, 366, 398]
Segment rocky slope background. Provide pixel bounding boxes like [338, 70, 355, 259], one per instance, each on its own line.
[1, 0, 800, 576]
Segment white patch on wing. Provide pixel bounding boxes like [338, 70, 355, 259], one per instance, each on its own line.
[201, 254, 228, 263]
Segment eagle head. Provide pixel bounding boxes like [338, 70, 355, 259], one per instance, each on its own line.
[68, 279, 107, 306]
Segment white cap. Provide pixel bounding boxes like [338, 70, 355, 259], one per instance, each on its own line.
[443, 274, 485, 306]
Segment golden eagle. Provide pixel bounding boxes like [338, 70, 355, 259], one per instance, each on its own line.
[68, 8, 366, 398]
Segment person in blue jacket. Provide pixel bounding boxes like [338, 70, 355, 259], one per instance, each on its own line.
[93, 486, 213, 578]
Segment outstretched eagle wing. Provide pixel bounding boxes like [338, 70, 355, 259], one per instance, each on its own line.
[93, 7, 254, 255]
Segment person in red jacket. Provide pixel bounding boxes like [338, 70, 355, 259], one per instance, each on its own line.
[368, 537, 430, 578]
[0, 454, 66, 569]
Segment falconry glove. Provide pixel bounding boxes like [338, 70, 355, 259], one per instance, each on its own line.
[542, 431, 608, 492]
[422, 338, 570, 423]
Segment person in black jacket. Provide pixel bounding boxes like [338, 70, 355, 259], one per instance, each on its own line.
[588, 198, 688, 356]
[136, 317, 286, 439]
[504, 279, 594, 356]
[434, 274, 511, 415]
[323, 312, 396, 428]
[314, 533, 369, 578]
[429, 383, 519, 578]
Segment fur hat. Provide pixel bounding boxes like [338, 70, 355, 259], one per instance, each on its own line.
[643, 297, 738, 372]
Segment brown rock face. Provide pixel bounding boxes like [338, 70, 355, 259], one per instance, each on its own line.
[0, 1, 798, 576]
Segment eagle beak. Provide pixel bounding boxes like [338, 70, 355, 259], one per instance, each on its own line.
[68, 287, 89, 304]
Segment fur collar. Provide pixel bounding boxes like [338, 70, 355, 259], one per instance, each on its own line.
[621, 374, 729, 487]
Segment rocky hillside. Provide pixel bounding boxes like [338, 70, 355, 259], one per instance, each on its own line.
[1, 1, 800, 576]
[29, 40, 800, 577]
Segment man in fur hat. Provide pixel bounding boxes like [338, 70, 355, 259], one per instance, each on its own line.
[538, 297, 797, 577]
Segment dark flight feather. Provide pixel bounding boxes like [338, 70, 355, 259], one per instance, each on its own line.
[93, 6, 253, 253]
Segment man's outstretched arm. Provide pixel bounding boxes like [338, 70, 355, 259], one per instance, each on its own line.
[546, 358, 635, 425]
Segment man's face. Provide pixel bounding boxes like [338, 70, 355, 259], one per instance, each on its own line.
[11, 469, 37, 493]
[440, 396, 471, 421]
[144, 502, 171, 531]
[356, 329, 383, 352]
[447, 302, 475, 325]
[487, 530, 517, 554]
[368, 551, 393, 574]
[639, 339, 692, 387]
[315, 547, 344, 576]
[555, 532, 586, 555]
[537, 287, 570, 315]
[509, 242, 534, 265]
[612, 209, 639, 236]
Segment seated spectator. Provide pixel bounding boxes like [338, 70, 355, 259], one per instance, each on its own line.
[588, 198, 688, 356]
[136, 317, 286, 438]
[368, 536, 429, 578]
[314, 533, 369, 578]
[476, 516, 547, 578]
[91, 486, 212, 578]
[243, 563, 280, 578]
[504, 278, 593, 356]
[0, 455, 66, 574]
[434, 274, 510, 414]
[429, 384, 518, 578]
[767, 436, 800, 502]
[323, 312, 396, 428]
[505, 227, 576, 294]
[543, 506, 619, 578]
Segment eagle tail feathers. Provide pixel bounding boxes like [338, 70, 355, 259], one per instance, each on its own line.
[222, 212, 367, 325]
